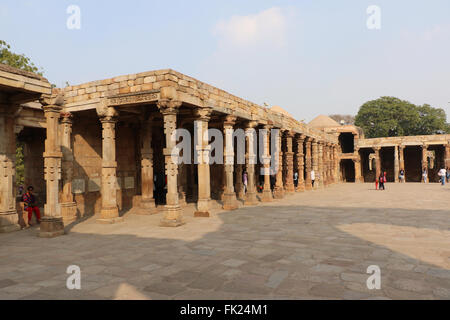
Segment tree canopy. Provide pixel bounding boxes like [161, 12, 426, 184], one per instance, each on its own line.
[0, 40, 43, 75]
[354, 97, 449, 138]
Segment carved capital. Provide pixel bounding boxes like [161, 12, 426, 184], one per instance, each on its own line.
[60, 112, 73, 125]
[97, 105, 118, 122]
[194, 106, 212, 122]
[246, 120, 259, 129]
[223, 115, 237, 127]
[158, 100, 182, 116]
[40, 90, 64, 107]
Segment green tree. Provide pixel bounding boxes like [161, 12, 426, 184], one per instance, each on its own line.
[1, 40, 45, 190]
[0, 40, 43, 75]
[355, 97, 449, 138]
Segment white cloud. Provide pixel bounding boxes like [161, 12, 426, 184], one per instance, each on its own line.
[213, 7, 287, 48]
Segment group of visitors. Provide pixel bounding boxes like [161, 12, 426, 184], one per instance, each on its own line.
[20, 186, 41, 227]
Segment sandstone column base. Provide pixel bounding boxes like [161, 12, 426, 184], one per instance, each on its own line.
[97, 206, 123, 224]
[295, 184, 305, 192]
[195, 199, 211, 217]
[160, 205, 185, 227]
[237, 189, 245, 200]
[285, 184, 295, 194]
[305, 183, 312, 191]
[61, 202, 77, 224]
[136, 199, 157, 215]
[39, 216, 64, 238]
[273, 187, 285, 199]
[0, 211, 20, 233]
[260, 189, 273, 202]
[222, 192, 238, 210]
[244, 191, 258, 206]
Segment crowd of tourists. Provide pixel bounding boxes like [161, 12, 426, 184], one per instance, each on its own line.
[375, 166, 450, 190]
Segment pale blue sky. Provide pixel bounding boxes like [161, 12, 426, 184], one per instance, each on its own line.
[1, 0, 449, 121]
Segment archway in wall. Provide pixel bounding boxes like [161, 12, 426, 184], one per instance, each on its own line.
[404, 146, 422, 182]
[427, 145, 445, 183]
[17, 127, 46, 220]
[380, 147, 395, 182]
[360, 148, 375, 182]
[340, 159, 355, 182]
[339, 133, 354, 153]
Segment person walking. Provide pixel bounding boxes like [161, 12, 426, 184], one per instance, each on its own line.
[243, 171, 248, 193]
[399, 169, 405, 183]
[378, 174, 385, 190]
[422, 168, 428, 183]
[375, 177, 379, 190]
[293, 171, 299, 188]
[311, 170, 315, 188]
[22, 186, 41, 226]
[438, 167, 446, 186]
[446, 168, 450, 183]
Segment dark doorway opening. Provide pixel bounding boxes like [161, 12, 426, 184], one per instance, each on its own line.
[380, 147, 395, 182]
[404, 146, 422, 182]
[339, 133, 354, 153]
[360, 148, 375, 182]
[340, 159, 355, 182]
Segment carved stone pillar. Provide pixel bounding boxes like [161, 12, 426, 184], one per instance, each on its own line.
[374, 147, 381, 178]
[273, 128, 285, 199]
[295, 135, 305, 192]
[334, 146, 339, 183]
[284, 131, 295, 193]
[0, 104, 20, 233]
[40, 104, 64, 237]
[305, 137, 313, 190]
[324, 144, 329, 186]
[394, 145, 399, 183]
[312, 140, 319, 189]
[194, 107, 212, 217]
[159, 98, 184, 226]
[260, 125, 273, 202]
[223, 115, 238, 210]
[138, 116, 157, 214]
[354, 159, 362, 183]
[96, 107, 122, 224]
[236, 163, 245, 200]
[399, 146, 405, 182]
[422, 144, 428, 183]
[60, 112, 77, 223]
[245, 121, 258, 205]
[319, 142, 325, 188]
[445, 144, 450, 169]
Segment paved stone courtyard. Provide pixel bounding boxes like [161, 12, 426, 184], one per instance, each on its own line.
[0, 183, 449, 300]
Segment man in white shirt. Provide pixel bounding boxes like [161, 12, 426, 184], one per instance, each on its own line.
[311, 170, 315, 188]
[438, 168, 446, 185]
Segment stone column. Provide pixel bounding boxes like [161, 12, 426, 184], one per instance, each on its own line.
[96, 107, 123, 224]
[273, 128, 285, 199]
[312, 140, 319, 189]
[139, 116, 157, 214]
[223, 115, 239, 209]
[325, 144, 330, 186]
[194, 107, 212, 217]
[374, 147, 381, 178]
[0, 104, 20, 233]
[394, 145, 399, 183]
[236, 163, 245, 200]
[422, 144, 428, 183]
[40, 104, 64, 237]
[295, 135, 305, 192]
[261, 125, 273, 202]
[158, 98, 184, 226]
[245, 121, 258, 205]
[304, 137, 313, 190]
[284, 131, 295, 193]
[60, 112, 77, 223]
[399, 146, 405, 182]
[445, 144, 450, 169]
[319, 142, 325, 188]
[354, 147, 362, 183]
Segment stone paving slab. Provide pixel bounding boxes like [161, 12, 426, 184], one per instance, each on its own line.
[0, 183, 449, 300]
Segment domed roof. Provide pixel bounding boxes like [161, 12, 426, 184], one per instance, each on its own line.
[270, 106, 294, 118]
[308, 115, 340, 128]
